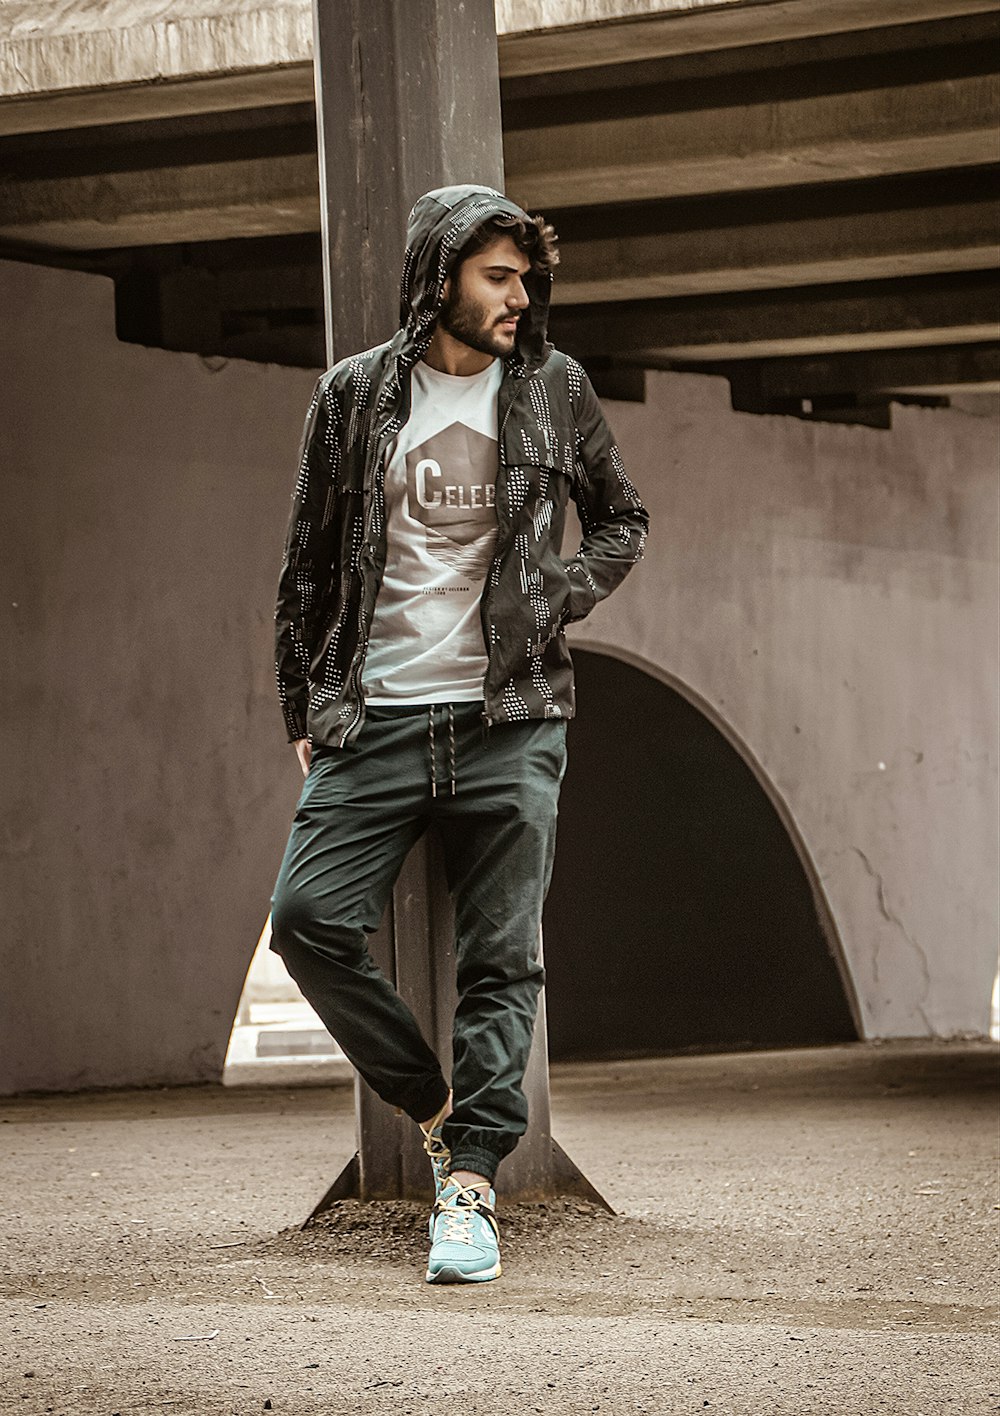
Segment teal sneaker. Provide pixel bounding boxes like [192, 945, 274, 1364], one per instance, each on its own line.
[425, 1179, 501, 1284]
[418, 1095, 452, 1200]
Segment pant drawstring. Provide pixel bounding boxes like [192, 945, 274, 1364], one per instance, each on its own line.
[428, 706, 457, 798]
[447, 704, 456, 797]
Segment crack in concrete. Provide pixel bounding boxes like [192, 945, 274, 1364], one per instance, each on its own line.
[851, 846, 933, 1031]
[8, 54, 32, 91]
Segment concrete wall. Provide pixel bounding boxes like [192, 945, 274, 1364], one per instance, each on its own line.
[0, 260, 312, 1092]
[570, 371, 999, 1039]
[2, 261, 996, 1093]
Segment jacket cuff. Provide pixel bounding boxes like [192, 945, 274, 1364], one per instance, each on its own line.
[282, 701, 309, 743]
[564, 559, 598, 622]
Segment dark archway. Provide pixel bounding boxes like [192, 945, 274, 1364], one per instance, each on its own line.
[543, 649, 858, 1060]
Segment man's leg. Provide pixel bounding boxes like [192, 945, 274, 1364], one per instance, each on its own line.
[433, 709, 567, 1186]
[269, 710, 450, 1125]
[423, 709, 565, 1284]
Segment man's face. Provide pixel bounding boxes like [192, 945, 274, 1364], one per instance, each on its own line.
[438, 235, 532, 360]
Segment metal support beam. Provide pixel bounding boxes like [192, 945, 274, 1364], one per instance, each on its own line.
[306, 0, 606, 1215]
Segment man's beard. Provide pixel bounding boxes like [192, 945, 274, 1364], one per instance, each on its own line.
[438, 286, 517, 359]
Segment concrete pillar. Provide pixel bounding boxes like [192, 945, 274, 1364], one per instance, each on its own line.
[307, 0, 605, 1212]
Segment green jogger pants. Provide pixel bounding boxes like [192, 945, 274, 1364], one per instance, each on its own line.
[269, 703, 567, 1183]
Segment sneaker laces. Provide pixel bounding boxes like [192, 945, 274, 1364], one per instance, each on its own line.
[422, 1129, 451, 1168]
[433, 1181, 499, 1246]
[419, 1097, 452, 1167]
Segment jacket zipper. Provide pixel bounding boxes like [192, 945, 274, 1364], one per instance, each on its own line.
[480, 369, 531, 730]
[342, 384, 405, 746]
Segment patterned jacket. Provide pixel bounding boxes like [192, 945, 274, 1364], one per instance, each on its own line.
[275, 185, 649, 747]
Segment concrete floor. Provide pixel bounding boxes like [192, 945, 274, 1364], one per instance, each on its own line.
[1, 1042, 997, 1416]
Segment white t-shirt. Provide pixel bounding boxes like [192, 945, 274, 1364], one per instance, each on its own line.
[362, 357, 502, 704]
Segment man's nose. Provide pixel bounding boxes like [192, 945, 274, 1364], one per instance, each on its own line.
[508, 279, 529, 309]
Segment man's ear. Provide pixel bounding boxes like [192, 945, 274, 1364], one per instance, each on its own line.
[441, 273, 451, 301]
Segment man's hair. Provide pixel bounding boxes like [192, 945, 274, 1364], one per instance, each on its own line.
[455, 212, 560, 275]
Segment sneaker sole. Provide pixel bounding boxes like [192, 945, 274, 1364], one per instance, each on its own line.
[425, 1261, 501, 1285]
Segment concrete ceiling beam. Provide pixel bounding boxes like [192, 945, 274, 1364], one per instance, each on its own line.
[496, 0, 1000, 75]
[2, 0, 997, 133]
[0, 150, 321, 249]
[719, 341, 1000, 396]
[549, 272, 1000, 361]
[553, 184, 1000, 303]
[4, 55, 997, 252]
[0, 68, 317, 137]
[505, 68, 1000, 208]
[213, 260, 323, 310]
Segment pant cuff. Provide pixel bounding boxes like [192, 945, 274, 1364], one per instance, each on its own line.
[447, 1147, 502, 1186]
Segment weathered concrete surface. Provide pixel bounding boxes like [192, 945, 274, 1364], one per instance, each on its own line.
[496, 0, 1000, 74]
[2, 0, 995, 106]
[571, 370, 1000, 1039]
[0, 1043, 996, 1415]
[741, 343, 1000, 399]
[5, 71, 997, 252]
[552, 183, 1000, 304]
[503, 70, 1000, 210]
[0, 258, 314, 1093]
[2, 260, 996, 1095]
[552, 271, 1000, 361]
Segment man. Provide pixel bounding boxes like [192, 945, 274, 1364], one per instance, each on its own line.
[270, 184, 648, 1284]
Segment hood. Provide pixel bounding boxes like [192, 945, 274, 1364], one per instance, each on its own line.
[398, 184, 552, 370]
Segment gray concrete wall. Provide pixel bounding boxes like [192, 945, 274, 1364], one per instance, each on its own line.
[570, 371, 999, 1040]
[0, 259, 312, 1092]
[2, 262, 996, 1093]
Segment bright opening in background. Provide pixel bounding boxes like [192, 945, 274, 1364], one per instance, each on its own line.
[223, 916, 352, 1085]
[992, 965, 999, 1042]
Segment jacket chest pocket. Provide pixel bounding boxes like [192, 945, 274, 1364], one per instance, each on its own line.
[503, 436, 573, 501]
[502, 456, 573, 553]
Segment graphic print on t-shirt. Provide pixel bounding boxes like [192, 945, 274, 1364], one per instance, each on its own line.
[362, 356, 502, 704]
[406, 421, 498, 580]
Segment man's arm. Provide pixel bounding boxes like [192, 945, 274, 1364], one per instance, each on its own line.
[275, 374, 341, 745]
[562, 360, 649, 622]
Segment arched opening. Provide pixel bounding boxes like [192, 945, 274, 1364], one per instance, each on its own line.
[543, 648, 859, 1060]
[223, 915, 351, 1085]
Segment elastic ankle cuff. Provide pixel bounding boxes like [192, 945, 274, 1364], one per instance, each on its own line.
[447, 1147, 500, 1185]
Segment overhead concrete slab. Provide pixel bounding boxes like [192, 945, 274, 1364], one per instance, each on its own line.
[496, 0, 1000, 74]
[1, 0, 998, 132]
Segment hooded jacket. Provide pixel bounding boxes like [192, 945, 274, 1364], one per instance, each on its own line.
[275, 185, 649, 747]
